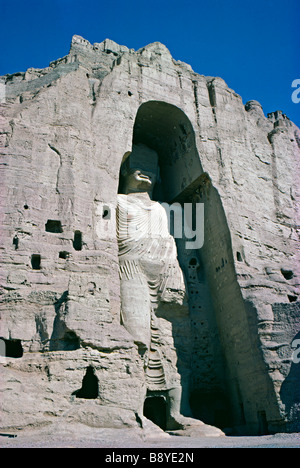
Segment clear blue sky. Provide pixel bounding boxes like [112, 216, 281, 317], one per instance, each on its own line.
[1, 0, 299, 126]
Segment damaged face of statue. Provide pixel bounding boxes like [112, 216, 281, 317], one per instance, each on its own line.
[123, 168, 157, 195]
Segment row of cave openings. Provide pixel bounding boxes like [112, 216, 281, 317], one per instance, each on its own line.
[14, 215, 297, 302]
[63, 366, 272, 435]
[73, 367, 178, 431]
[13, 207, 111, 269]
[0, 341, 271, 435]
[67, 363, 270, 435]
[0, 350, 168, 428]
[14, 218, 93, 269]
[0, 345, 169, 430]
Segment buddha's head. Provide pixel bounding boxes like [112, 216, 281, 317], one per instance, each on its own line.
[120, 144, 160, 197]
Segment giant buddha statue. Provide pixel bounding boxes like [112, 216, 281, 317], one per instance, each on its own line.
[116, 143, 223, 435]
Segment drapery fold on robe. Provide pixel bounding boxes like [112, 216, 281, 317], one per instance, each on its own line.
[117, 193, 186, 390]
[117, 193, 186, 302]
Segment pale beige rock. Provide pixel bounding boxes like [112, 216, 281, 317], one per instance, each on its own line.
[0, 35, 299, 436]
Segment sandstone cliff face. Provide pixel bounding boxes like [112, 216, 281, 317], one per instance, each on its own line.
[0, 35, 299, 434]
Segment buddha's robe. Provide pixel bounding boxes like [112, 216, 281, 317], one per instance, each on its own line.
[117, 193, 187, 389]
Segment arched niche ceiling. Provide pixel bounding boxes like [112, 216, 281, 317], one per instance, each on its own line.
[132, 101, 203, 203]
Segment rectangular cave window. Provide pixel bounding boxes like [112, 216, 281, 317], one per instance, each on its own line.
[236, 251, 243, 262]
[45, 219, 63, 233]
[143, 396, 167, 431]
[13, 235, 19, 250]
[59, 251, 69, 259]
[31, 254, 41, 270]
[1, 338, 23, 358]
[73, 230, 82, 251]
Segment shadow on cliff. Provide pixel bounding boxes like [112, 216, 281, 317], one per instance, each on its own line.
[49, 291, 80, 351]
[155, 301, 196, 419]
[280, 330, 300, 431]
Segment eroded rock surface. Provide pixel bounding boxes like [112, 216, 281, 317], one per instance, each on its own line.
[0, 35, 299, 435]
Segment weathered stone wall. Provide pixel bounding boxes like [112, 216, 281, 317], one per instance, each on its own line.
[0, 35, 299, 434]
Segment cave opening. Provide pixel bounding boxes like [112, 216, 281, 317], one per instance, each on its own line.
[1, 338, 23, 358]
[31, 254, 41, 269]
[236, 251, 243, 262]
[45, 219, 63, 233]
[13, 235, 19, 250]
[59, 251, 69, 259]
[130, 100, 202, 203]
[73, 230, 83, 251]
[61, 331, 80, 351]
[102, 205, 111, 219]
[281, 268, 294, 280]
[72, 366, 99, 399]
[143, 395, 167, 430]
